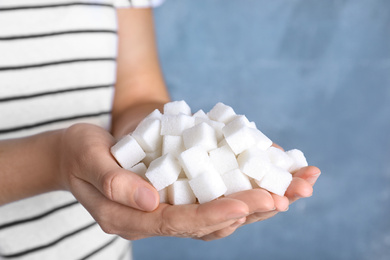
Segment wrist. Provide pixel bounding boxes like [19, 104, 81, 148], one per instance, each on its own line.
[0, 129, 65, 205]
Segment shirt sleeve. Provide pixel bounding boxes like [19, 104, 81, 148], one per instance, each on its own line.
[114, 0, 165, 8]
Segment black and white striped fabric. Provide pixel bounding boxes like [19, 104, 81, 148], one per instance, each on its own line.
[0, 0, 163, 259]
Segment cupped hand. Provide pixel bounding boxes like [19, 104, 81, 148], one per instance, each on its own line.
[55, 123, 269, 241]
[56, 124, 320, 241]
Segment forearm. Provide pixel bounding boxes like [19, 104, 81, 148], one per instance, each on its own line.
[111, 8, 170, 138]
[0, 130, 63, 205]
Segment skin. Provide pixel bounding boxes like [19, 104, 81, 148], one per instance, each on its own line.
[0, 8, 321, 241]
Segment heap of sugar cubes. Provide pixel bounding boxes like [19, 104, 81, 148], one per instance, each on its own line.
[110, 101, 308, 205]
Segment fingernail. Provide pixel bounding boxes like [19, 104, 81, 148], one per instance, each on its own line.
[307, 173, 321, 185]
[294, 192, 313, 199]
[135, 187, 158, 211]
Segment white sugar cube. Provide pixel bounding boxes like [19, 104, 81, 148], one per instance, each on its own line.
[286, 149, 308, 173]
[209, 145, 238, 175]
[164, 100, 192, 116]
[142, 147, 162, 167]
[128, 162, 147, 180]
[160, 114, 195, 136]
[158, 187, 168, 203]
[223, 116, 272, 154]
[255, 166, 292, 196]
[218, 138, 229, 148]
[194, 117, 225, 142]
[266, 146, 294, 171]
[145, 154, 182, 191]
[208, 102, 236, 124]
[182, 122, 217, 151]
[145, 108, 162, 120]
[178, 146, 213, 179]
[222, 169, 252, 196]
[222, 125, 258, 155]
[252, 128, 273, 151]
[132, 118, 162, 153]
[222, 115, 251, 136]
[168, 178, 197, 205]
[189, 169, 227, 204]
[111, 135, 146, 169]
[162, 135, 185, 158]
[226, 115, 254, 130]
[237, 147, 272, 180]
[193, 109, 209, 119]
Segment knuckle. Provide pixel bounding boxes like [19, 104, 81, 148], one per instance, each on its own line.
[101, 171, 117, 201]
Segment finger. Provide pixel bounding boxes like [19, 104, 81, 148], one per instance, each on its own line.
[74, 142, 159, 212]
[292, 166, 321, 186]
[69, 175, 143, 238]
[200, 217, 246, 241]
[285, 177, 313, 203]
[271, 193, 290, 211]
[156, 198, 249, 238]
[225, 188, 275, 213]
[272, 143, 284, 151]
[77, 178, 250, 240]
[243, 211, 278, 225]
[100, 168, 159, 212]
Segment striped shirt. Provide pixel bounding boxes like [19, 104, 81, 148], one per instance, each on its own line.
[0, 0, 163, 259]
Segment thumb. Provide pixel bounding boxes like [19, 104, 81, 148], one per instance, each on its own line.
[97, 168, 159, 211]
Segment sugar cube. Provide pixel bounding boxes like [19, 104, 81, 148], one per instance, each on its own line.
[164, 100, 192, 116]
[160, 114, 195, 136]
[142, 147, 162, 167]
[237, 147, 272, 180]
[222, 169, 252, 196]
[223, 125, 258, 155]
[111, 135, 146, 170]
[208, 102, 236, 124]
[168, 178, 197, 205]
[251, 128, 273, 151]
[128, 162, 147, 180]
[193, 109, 209, 119]
[266, 146, 294, 171]
[145, 108, 162, 120]
[178, 146, 213, 179]
[223, 118, 272, 154]
[255, 166, 292, 196]
[132, 118, 162, 153]
[182, 122, 217, 151]
[286, 149, 308, 173]
[162, 135, 185, 158]
[189, 169, 227, 204]
[209, 145, 238, 175]
[194, 117, 225, 142]
[145, 154, 181, 191]
[224, 115, 252, 133]
[217, 138, 229, 148]
[158, 187, 168, 203]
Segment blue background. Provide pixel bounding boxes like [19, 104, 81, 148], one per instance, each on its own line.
[133, 0, 390, 259]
